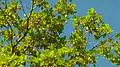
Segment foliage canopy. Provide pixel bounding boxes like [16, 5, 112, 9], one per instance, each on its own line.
[0, 0, 120, 67]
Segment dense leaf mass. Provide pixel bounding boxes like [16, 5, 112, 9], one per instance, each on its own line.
[0, 0, 120, 67]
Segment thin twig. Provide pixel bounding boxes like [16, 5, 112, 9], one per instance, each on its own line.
[89, 43, 99, 51]
[5, 0, 7, 9]
[19, 0, 27, 17]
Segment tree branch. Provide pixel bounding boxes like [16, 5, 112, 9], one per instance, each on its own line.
[12, 0, 35, 54]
